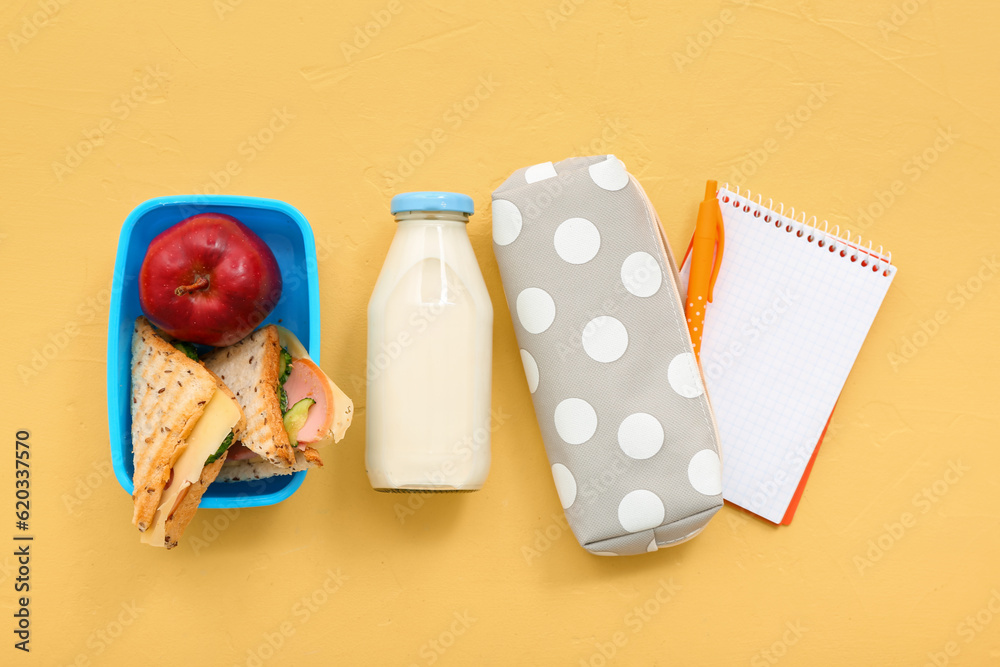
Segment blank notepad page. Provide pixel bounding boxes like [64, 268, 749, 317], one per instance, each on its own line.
[679, 187, 896, 523]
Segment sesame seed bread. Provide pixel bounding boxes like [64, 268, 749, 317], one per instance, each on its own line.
[130, 317, 248, 536]
[160, 455, 227, 549]
[156, 369, 246, 549]
[201, 325, 298, 469]
[213, 447, 323, 483]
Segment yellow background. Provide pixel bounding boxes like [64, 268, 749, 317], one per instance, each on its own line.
[1, 0, 998, 664]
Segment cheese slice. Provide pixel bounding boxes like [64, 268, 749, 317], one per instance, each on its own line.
[140, 388, 242, 547]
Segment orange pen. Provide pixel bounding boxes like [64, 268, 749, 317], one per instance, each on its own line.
[685, 180, 726, 359]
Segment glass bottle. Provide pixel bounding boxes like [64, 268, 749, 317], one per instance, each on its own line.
[366, 192, 493, 492]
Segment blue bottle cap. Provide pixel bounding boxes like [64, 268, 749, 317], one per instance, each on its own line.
[390, 191, 474, 215]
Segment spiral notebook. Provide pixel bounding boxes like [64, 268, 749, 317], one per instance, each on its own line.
[678, 186, 896, 524]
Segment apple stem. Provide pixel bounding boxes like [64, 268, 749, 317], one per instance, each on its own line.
[174, 275, 210, 296]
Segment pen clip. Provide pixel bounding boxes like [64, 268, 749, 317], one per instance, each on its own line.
[707, 194, 725, 302]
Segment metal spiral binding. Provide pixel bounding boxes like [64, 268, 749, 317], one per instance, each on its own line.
[721, 184, 894, 277]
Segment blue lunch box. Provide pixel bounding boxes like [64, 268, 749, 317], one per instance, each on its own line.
[107, 194, 321, 508]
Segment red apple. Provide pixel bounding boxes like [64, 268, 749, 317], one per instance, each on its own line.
[139, 213, 282, 346]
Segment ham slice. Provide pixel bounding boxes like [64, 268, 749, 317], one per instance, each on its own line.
[226, 443, 258, 461]
[283, 357, 335, 445]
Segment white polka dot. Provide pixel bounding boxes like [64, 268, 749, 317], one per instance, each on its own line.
[554, 398, 597, 445]
[520, 349, 539, 394]
[647, 538, 658, 552]
[553, 217, 601, 264]
[516, 288, 555, 334]
[593, 551, 619, 557]
[492, 199, 522, 246]
[617, 413, 664, 460]
[524, 161, 557, 183]
[588, 155, 629, 191]
[668, 352, 704, 398]
[618, 490, 665, 533]
[581, 316, 628, 363]
[688, 449, 722, 496]
[621, 251, 662, 297]
[551, 463, 577, 509]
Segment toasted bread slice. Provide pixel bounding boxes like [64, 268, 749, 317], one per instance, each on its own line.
[130, 317, 219, 532]
[214, 447, 323, 483]
[202, 325, 297, 468]
[131, 318, 247, 545]
[160, 456, 226, 548]
[157, 370, 246, 549]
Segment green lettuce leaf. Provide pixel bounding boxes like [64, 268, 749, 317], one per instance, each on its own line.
[204, 431, 235, 465]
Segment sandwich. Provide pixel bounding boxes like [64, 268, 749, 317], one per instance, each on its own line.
[130, 317, 246, 549]
[202, 324, 353, 482]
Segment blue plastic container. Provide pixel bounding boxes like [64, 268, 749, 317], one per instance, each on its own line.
[107, 195, 320, 508]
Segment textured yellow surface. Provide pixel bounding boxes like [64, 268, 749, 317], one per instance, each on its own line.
[1, 1, 998, 664]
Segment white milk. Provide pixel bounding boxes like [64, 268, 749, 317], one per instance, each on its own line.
[366, 200, 493, 492]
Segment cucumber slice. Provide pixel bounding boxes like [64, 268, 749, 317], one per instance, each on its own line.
[283, 398, 315, 447]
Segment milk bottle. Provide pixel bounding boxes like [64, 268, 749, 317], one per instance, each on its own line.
[366, 192, 493, 492]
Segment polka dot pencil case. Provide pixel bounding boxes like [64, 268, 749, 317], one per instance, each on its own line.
[491, 155, 724, 556]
